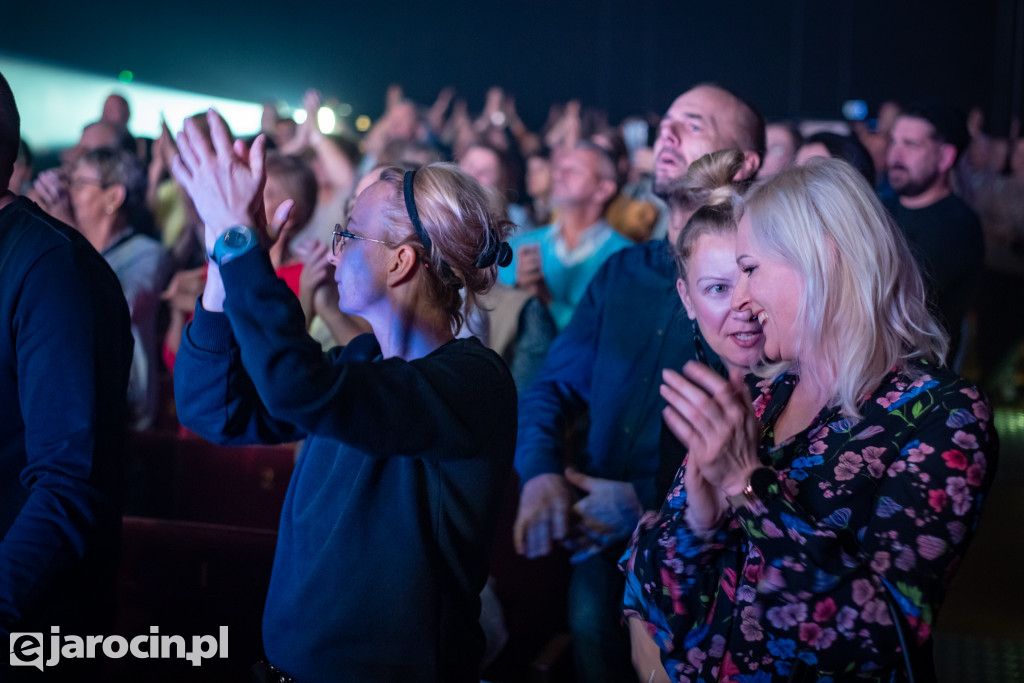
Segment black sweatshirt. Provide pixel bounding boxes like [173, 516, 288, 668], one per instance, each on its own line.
[175, 247, 516, 682]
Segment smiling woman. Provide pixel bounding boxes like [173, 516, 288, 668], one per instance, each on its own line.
[621, 157, 997, 682]
[170, 110, 517, 682]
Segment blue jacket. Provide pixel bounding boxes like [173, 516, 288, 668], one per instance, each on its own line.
[514, 239, 697, 509]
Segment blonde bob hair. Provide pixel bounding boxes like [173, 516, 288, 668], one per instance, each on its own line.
[740, 157, 948, 418]
[377, 163, 514, 335]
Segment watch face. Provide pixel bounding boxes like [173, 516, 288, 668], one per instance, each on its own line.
[225, 229, 250, 248]
[750, 466, 777, 498]
[214, 226, 257, 265]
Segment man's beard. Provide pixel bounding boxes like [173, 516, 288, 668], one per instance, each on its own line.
[654, 168, 688, 200]
[890, 165, 940, 198]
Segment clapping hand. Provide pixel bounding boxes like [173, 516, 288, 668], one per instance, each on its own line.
[33, 169, 74, 226]
[515, 244, 551, 305]
[661, 363, 761, 527]
[171, 109, 268, 254]
[295, 239, 333, 324]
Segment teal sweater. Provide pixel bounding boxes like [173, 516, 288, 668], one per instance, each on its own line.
[498, 220, 631, 329]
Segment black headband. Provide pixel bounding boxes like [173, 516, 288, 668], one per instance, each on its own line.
[402, 169, 513, 279]
[403, 170, 433, 255]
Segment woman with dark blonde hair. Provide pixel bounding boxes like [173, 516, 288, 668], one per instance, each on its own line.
[172, 110, 515, 683]
[626, 157, 996, 682]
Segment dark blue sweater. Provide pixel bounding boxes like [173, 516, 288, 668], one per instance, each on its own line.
[175, 248, 516, 682]
[0, 197, 131, 641]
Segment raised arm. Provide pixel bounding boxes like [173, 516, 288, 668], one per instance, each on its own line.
[171, 109, 508, 456]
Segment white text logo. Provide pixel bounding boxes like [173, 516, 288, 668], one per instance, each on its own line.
[9, 626, 228, 670]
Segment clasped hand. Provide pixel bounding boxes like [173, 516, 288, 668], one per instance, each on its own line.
[513, 469, 642, 562]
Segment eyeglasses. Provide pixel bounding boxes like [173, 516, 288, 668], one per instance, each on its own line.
[332, 226, 399, 256]
[68, 176, 106, 191]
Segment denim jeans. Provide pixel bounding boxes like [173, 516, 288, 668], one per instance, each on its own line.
[568, 542, 638, 683]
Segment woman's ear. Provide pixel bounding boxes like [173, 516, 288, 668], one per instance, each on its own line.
[677, 278, 696, 320]
[386, 243, 420, 286]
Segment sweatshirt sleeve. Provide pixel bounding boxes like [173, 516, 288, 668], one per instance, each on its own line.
[513, 258, 607, 484]
[174, 297, 308, 445]
[180, 247, 512, 458]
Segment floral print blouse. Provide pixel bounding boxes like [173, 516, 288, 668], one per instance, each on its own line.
[621, 360, 997, 682]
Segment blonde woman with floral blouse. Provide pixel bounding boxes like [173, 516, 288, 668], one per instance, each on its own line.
[623, 158, 997, 683]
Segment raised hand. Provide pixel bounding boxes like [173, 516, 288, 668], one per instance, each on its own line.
[161, 265, 208, 314]
[385, 84, 403, 112]
[428, 87, 455, 134]
[302, 89, 323, 142]
[33, 169, 75, 226]
[514, 244, 551, 304]
[171, 109, 267, 253]
[295, 239, 333, 323]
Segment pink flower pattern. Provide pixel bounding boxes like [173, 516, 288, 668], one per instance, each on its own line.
[620, 361, 996, 682]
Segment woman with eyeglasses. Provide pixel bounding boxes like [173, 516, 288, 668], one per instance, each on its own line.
[171, 111, 515, 683]
[623, 158, 996, 682]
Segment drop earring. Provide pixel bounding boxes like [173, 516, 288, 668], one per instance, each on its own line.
[691, 319, 709, 365]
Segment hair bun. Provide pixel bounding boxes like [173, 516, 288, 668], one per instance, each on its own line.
[707, 185, 735, 207]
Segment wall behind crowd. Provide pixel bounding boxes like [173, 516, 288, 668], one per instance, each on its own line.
[2, 0, 1013, 133]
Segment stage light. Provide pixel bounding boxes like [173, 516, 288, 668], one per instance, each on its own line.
[317, 106, 336, 134]
[842, 99, 868, 121]
[355, 115, 371, 132]
[2, 55, 262, 150]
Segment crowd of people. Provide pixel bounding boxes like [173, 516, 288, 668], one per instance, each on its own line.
[0, 63, 1008, 682]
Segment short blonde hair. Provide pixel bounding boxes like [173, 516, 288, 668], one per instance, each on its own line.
[740, 157, 948, 418]
[378, 163, 514, 334]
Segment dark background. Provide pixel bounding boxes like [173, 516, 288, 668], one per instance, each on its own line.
[2, 0, 1019, 132]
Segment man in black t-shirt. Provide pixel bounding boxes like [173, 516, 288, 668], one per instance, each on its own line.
[882, 101, 984, 366]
